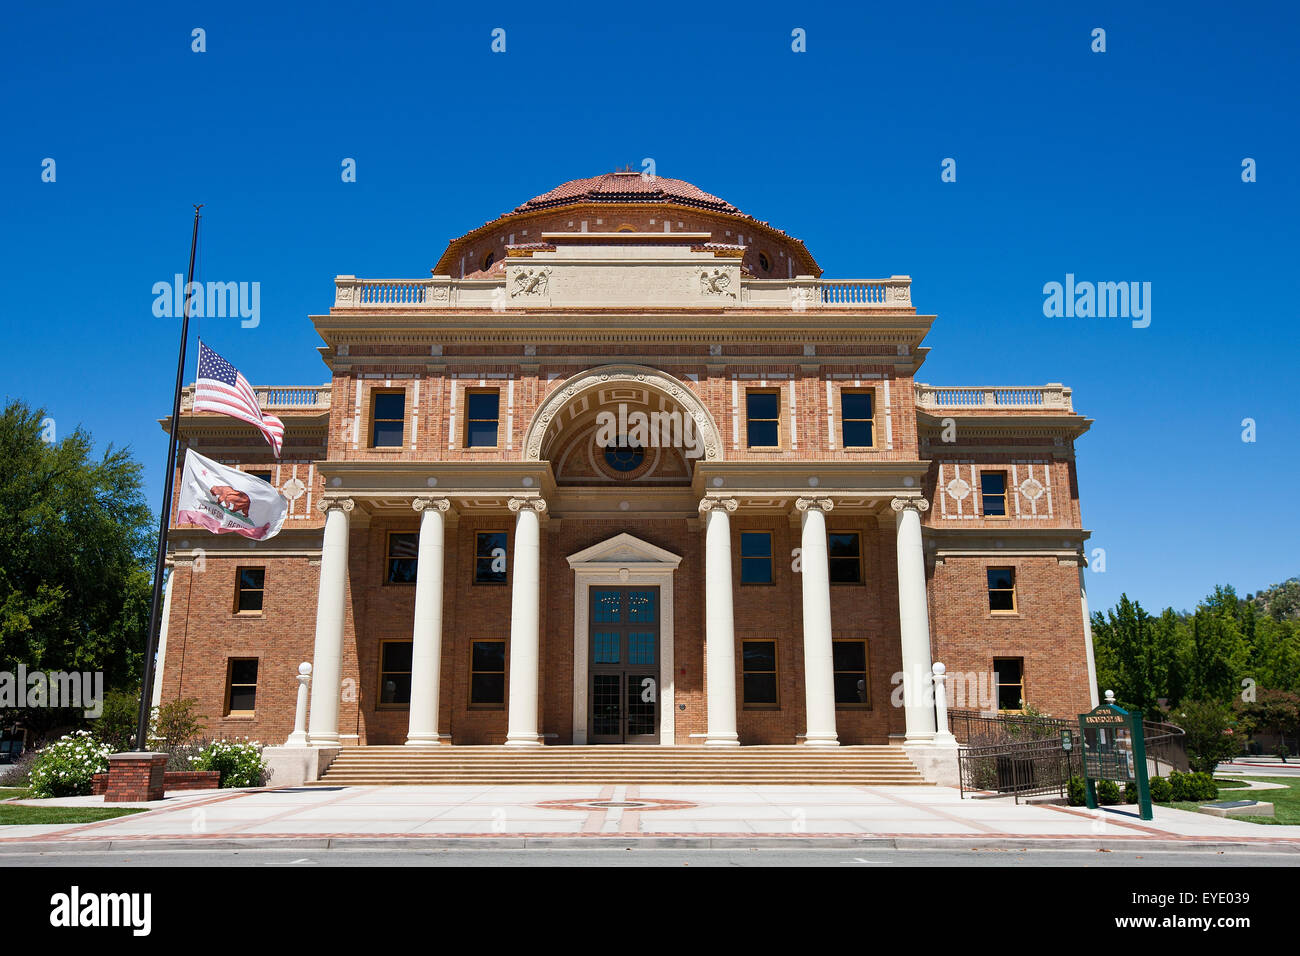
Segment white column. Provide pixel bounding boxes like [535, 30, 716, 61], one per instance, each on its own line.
[796, 497, 838, 746]
[891, 496, 936, 742]
[407, 497, 451, 746]
[700, 497, 739, 746]
[505, 497, 546, 747]
[307, 496, 353, 746]
[1079, 566, 1100, 708]
[150, 568, 174, 710]
[931, 662, 957, 745]
[285, 662, 312, 746]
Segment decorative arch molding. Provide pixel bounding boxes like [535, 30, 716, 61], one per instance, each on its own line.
[522, 365, 725, 463]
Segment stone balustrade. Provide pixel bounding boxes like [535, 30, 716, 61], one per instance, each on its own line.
[180, 384, 331, 412]
[914, 383, 1073, 413]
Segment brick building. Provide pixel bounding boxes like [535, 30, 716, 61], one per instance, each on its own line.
[154, 171, 1099, 763]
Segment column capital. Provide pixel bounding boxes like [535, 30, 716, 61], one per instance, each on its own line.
[317, 495, 355, 514]
[411, 496, 452, 514]
[698, 496, 739, 514]
[890, 496, 930, 515]
[508, 496, 547, 514]
[795, 496, 834, 514]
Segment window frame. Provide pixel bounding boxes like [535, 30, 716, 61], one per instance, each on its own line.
[473, 530, 509, 586]
[741, 639, 780, 709]
[384, 530, 419, 586]
[994, 657, 1025, 713]
[980, 470, 1009, 517]
[464, 388, 501, 449]
[369, 388, 407, 449]
[839, 388, 876, 450]
[225, 658, 259, 717]
[744, 388, 782, 449]
[739, 531, 775, 586]
[246, 470, 273, 484]
[987, 566, 1018, 614]
[233, 566, 265, 615]
[377, 639, 413, 710]
[832, 638, 871, 709]
[469, 640, 507, 709]
[827, 531, 863, 585]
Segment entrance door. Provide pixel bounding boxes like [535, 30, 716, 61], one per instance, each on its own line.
[588, 586, 660, 744]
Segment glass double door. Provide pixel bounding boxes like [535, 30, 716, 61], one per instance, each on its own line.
[588, 586, 660, 744]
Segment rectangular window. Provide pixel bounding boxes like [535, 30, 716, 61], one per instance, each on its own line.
[226, 659, 258, 716]
[840, 390, 874, 448]
[386, 532, 418, 584]
[832, 640, 870, 707]
[994, 658, 1024, 712]
[379, 641, 412, 707]
[247, 471, 273, 484]
[827, 532, 862, 584]
[465, 390, 501, 448]
[470, 641, 506, 706]
[740, 532, 774, 584]
[980, 471, 1008, 516]
[474, 531, 508, 585]
[987, 566, 1017, 613]
[371, 390, 406, 448]
[742, 640, 778, 707]
[234, 567, 264, 614]
[745, 390, 780, 448]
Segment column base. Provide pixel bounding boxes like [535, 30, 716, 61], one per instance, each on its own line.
[704, 734, 740, 747]
[932, 732, 958, 747]
[405, 733, 451, 747]
[904, 731, 937, 746]
[307, 732, 340, 746]
[802, 734, 840, 747]
[504, 735, 543, 748]
[283, 731, 310, 747]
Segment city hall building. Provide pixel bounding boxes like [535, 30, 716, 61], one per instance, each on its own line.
[155, 172, 1099, 776]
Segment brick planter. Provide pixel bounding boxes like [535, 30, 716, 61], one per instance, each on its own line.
[92, 770, 221, 796]
[102, 752, 168, 802]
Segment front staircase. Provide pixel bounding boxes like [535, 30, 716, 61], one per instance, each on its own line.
[313, 745, 929, 786]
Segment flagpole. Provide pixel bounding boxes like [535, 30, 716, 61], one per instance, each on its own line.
[135, 204, 203, 752]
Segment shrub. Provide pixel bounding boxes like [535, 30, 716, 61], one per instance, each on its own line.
[1169, 770, 1189, 801]
[189, 740, 265, 788]
[1149, 776, 1172, 802]
[96, 688, 142, 751]
[1278, 743, 1291, 763]
[1067, 776, 1086, 806]
[27, 731, 112, 798]
[1174, 699, 1240, 774]
[1124, 782, 1139, 804]
[1189, 772, 1219, 801]
[1097, 780, 1121, 805]
[151, 697, 207, 751]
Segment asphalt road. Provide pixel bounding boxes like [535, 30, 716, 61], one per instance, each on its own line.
[2, 846, 1298, 866]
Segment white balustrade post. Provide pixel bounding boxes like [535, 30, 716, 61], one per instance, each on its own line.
[307, 497, 353, 745]
[892, 496, 937, 742]
[407, 497, 451, 746]
[796, 497, 839, 746]
[700, 497, 740, 746]
[505, 497, 546, 747]
[932, 662, 956, 746]
[285, 663, 312, 747]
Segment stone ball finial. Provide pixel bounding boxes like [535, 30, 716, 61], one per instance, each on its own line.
[1104, 689, 1115, 703]
[932, 662, 946, 676]
[299, 662, 313, 676]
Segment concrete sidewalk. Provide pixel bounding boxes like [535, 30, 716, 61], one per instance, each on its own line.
[3, 784, 1300, 851]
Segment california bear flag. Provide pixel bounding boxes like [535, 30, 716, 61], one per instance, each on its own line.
[177, 450, 288, 540]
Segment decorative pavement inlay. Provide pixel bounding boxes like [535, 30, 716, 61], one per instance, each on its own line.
[534, 798, 697, 812]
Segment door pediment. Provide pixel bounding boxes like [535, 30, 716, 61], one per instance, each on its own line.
[566, 532, 682, 571]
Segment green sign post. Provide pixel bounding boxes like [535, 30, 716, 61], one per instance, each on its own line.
[1078, 698, 1153, 821]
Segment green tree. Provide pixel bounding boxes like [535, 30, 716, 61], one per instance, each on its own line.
[0, 400, 154, 734]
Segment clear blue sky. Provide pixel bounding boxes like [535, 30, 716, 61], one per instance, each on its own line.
[2, 0, 1296, 615]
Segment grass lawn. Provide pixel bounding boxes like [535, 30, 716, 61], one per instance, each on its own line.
[1225, 777, 1300, 825]
[1212, 778, 1251, 789]
[0, 787, 30, 799]
[0, 803, 148, 825]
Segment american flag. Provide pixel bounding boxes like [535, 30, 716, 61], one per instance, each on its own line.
[194, 341, 284, 456]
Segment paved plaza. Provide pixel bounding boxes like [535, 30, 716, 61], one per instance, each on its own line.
[3, 784, 1300, 852]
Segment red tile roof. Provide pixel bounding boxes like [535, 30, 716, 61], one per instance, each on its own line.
[516, 172, 739, 214]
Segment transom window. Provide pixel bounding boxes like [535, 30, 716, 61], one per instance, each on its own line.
[994, 657, 1024, 712]
[745, 390, 780, 448]
[840, 390, 874, 448]
[234, 567, 264, 614]
[740, 532, 774, 584]
[470, 641, 506, 706]
[987, 567, 1017, 612]
[827, 532, 862, 584]
[742, 640, 778, 707]
[465, 390, 501, 448]
[603, 437, 645, 473]
[474, 531, 508, 585]
[386, 532, 418, 584]
[379, 641, 412, 707]
[226, 659, 258, 716]
[832, 640, 869, 707]
[371, 390, 406, 448]
[981, 471, 1008, 516]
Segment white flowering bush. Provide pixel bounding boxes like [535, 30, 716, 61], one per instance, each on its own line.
[189, 739, 265, 788]
[28, 731, 112, 798]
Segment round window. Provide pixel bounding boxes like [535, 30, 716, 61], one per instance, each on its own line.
[603, 439, 645, 473]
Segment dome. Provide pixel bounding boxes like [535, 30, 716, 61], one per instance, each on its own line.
[515, 171, 740, 215]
